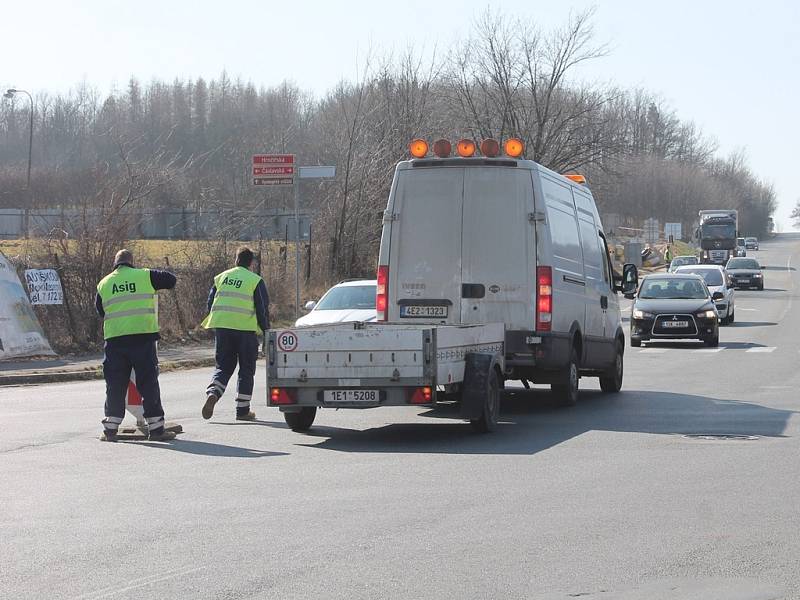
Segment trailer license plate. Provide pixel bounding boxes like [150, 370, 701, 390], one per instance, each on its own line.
[324, 390, 379, 403]
[400, 305, 448, 318]
[663, 320, 688, 328]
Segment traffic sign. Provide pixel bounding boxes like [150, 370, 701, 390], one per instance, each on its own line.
[252, 154, 295, 186]
[664, 222, 682, 241]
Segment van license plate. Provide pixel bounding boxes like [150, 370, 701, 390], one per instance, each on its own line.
[738, 279, 750, 284]
[324, 390, 379, 403]
[400, 305, 448, 318]
[663, 320, 688, 328]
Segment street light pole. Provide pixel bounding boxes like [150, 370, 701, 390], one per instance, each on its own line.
[4, 88, 34, 238]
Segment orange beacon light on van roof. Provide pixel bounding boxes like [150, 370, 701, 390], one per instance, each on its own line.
[504, 138, 524, 158]
[456, 139, 476, 157]
[432, 139, 452, 158]
[409, 139, 428, 158]
[480, 138, 500, 157]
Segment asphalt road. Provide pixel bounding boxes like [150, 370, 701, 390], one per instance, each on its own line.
[3, 235, 800, 600]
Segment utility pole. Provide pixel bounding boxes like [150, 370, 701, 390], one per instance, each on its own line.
[4, 88, 34, 238]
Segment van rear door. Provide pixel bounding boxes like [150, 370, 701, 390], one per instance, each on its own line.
[388, 167, 464, 323]
[460, 168, 534, 328]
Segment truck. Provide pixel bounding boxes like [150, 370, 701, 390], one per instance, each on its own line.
[267, 137, 638, 433]
[697, 209, 738, 265]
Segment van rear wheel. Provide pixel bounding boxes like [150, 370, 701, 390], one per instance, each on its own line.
[600, 341, 623, 393]
[284, 407, 317, 432]
[551, 347, 579, 406]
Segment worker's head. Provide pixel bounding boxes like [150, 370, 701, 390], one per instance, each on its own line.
[235, 246, 255, 269]
[114, 249, 134, 268]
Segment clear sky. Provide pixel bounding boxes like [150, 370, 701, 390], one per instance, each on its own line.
[3, 0, 798, 229]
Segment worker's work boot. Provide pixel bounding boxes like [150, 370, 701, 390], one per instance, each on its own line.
[202, 393, 219, 420]
[148, 429, 177, 442]
[236, 411, 257, 422]
[99, 430, 118, 442]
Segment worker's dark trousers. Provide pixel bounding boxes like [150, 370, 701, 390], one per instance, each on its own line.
[207, 329, 259, 416]
[102, 340, 166, 434]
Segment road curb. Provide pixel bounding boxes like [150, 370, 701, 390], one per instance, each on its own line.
[0, 357, 216, 387]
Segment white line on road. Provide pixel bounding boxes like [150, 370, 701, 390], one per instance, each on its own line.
[737, 308, 758, 312]
[72, 566, 206, 600]
[746, 347, 777, 353]
[638, 349, 667, 354]
[694, 348, 724, 353]
[778, 254, 794, 322]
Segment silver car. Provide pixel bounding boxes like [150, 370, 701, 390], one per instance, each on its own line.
[674, 264, 736, 324]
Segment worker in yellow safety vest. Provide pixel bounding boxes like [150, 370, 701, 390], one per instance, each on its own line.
[201, 246, 269, 421]
[95, 249, 177, 441]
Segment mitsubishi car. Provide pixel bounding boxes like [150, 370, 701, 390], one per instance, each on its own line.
[629, 273, 721, 347]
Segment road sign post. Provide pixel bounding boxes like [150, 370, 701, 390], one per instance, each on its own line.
[252, 155, 335, 318]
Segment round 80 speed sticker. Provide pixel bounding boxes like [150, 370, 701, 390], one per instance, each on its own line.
[277, 331, 298, 352]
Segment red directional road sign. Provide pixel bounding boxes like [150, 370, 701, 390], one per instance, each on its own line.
[252, 154, 295, 186]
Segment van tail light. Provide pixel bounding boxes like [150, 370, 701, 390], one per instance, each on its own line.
[536, 266, 552, 332]
[409, 386, 433, 404]
[376, 265, 389, 321]
[270, 388, 296, 405]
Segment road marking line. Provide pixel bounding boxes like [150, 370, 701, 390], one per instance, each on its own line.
[746, 347, 776, 353]
[639, 349, 667, 354]
[738, 308, 758, 312]
[72, 566, 206, 600]
[695, 348, 724, 353]
[778, 254, 794, 322]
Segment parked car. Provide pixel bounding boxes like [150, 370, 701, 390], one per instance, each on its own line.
[668, 255, 700, 272]
[725, 257, 764, 290]
[674, 264, 735, 324]
[735, 237, 747, 257]
[294, 279, 377, 327]
[745, 237, 759, 250]
[629, 273, 721, 347]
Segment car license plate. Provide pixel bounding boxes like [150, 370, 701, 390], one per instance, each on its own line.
[663, 320, 689, 328]
[324, 390, 379, 403]
[400, 305, 448, 318]
[739, 279, 750, 284]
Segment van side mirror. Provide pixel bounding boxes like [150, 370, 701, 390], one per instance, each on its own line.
[616, 263, 638, 295]
[304, 300, 317, 312]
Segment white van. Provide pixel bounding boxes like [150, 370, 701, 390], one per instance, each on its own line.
[377, 147, 637, 405]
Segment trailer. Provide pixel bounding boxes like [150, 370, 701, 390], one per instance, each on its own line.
[267, 322, 505, 433]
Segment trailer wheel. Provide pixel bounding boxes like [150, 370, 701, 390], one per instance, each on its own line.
[284, 407, 317, 432]
[470, 367, 501, 433]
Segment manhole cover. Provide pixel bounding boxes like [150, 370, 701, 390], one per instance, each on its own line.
[683, 434, 759, 441]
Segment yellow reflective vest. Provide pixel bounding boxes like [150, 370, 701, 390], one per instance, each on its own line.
[201, 266, 262, 333]
[97, 267, 158, 340]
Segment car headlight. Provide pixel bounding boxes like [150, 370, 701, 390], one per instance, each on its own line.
[754, 273, 763, 278]
[632, 309, 654, 319]
[696, 310, 716, 319]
